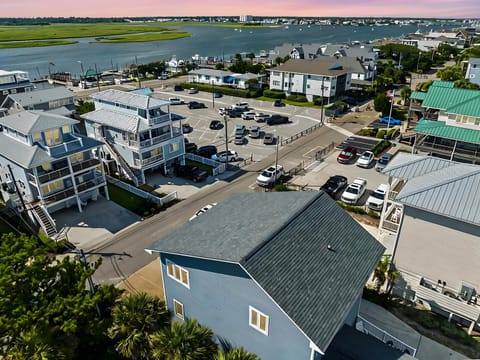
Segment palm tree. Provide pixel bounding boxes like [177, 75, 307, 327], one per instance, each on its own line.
[108, 292, 170, 360]
[215, 347, 259, 360]
[400, 87, 411, 106]
[373, 256, 399, 296]
[6, 327, 64, 360]
[150, 319, 217, 360]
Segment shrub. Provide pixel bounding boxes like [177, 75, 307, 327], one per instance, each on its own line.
[371, 140, 391, 155]
[358, 128, 378, 137]
[273, 183, 292, 192]
[386, 127, 399, 139]
[286, 94, 307, 102]
[367, 210, 380, 218]
[440, 323, 476, 346]
[263, 89, 286, 99]
[336, 201, 367, 214]
[417, 311, 440, 329]
[376, 130, 387, 139]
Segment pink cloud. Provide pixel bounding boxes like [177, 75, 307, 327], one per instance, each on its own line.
[1, 0, 479, 18]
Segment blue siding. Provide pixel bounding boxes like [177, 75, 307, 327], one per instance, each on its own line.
[160, 254, 314, 360]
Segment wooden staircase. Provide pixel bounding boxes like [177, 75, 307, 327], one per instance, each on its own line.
[101, 138, 142, 186]
[32, 205, 57, 238]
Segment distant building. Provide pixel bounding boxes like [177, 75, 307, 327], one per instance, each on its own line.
[0, 70, 34, 108]
[188, 69, 264, 89]
[465, 58, 480, 86]
[239, 15, 253, 22]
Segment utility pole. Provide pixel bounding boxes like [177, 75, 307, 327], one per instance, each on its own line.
[274, 136, 280, 186]
[94, 64, 101, 92]
[223, 115, 229, 155]
[212, 80, 215, 108]
[320, 77, 325, 125]
[79, 249, 101, 317]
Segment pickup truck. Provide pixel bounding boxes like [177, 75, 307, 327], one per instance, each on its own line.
[256, 165, 284, 187]
[341, 177, 367, 205]
[174, 164, 208, 182]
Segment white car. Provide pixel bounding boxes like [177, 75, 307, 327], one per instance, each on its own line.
[232, 102, 249, 111]
[256, 165, 284, 187]
[211, 150, 238, 162]
[254, 113, 270, 122]
[341, 178, 368, 205]
[189, 203, 217, 221]
[366, 184, 390, 211]
[241, 111, 256, 120]
[356, 151, 375, 168]
[169, 97, 184, 105]
[248, 126, 260, 138]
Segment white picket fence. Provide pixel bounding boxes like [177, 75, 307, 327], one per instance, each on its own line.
[107, 176, 177, 206]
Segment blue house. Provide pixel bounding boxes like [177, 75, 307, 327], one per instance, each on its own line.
[146, 192, 384, 359]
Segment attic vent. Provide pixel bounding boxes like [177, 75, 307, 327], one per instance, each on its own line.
[328, 63, 343, 70]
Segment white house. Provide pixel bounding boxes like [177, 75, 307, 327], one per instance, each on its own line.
[188, 69, 264, 89]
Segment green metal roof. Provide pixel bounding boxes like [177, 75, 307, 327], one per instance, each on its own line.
[410, 91, 427, 100]
[421, 86, 480, 110]
[414, 119, 480, 145]
[446, 97, 480, 117]
[431, 80, 455, 88]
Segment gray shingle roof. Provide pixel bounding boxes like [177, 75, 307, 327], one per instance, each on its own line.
[6, 86, 74, 107]
[0, 111, 78, 135]
[147, 192, 384, 353]
[93, 88, 169, 109]
[270, 57, 365, 76]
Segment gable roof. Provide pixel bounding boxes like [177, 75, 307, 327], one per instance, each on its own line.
[0, 110, 78, 135]
[0, 133, 53, 168]
[147, 192, 384, 353]
[269, 57, 364, 76]
[92, 88, 169, 109]
[414, 119, 480, 145]
[82, 108, 147, 133]
[6, 86, 74, 107]
[383, 153, 480, 225]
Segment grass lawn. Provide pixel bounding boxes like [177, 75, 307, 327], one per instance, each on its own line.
[96, 31, 191, 43]
[107, 183, 153, 215]
[0, 40, 77, 49]
[185, 159, 215, 176]
[256, 96, 319, 108]
[0, 22, 190, 43]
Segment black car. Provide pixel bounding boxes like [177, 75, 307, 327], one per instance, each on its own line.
[266, 114, 289, 125]
[273, 99, 284, 107]
[195, 145, 218, 158]
[174, 164, 208, 182]
[209, 120, 223, 130]
[188, 101, 207, 109]
[184, 138, 198, 153]
[174, 85, 183, 91]
[225, 108, 244, 118]
[320, 175, 348, 198]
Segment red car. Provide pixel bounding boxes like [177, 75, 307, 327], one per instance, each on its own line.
[337, 146, 358, 164]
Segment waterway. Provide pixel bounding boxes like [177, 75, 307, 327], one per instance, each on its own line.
[0, 23, 456, 80]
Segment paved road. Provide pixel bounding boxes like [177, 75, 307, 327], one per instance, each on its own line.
[89, 123, 355, 285]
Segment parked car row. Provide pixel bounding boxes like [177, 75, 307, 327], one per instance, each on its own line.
[337, 145, 394, 171]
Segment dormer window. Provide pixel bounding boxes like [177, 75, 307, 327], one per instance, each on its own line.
[44, 128, 61, 146]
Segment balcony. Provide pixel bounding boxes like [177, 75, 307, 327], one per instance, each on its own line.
[77, 176, 105, 193]
[71, 158, 101, 173]
[43, 188, 76, 205]
[148, 114, 170, 126]
[134, 153, 164, 167]
[416, 282, 480, 323]
[381, 204, 403, 234]
[38, 167, 70, 184]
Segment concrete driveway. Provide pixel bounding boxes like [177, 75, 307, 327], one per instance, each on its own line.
[53, 196, 141, 250]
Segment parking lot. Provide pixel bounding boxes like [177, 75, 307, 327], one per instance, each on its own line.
[152, 87, 321, 163]
[337, 136, 381, 153]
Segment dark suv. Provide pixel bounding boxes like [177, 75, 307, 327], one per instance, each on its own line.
[267, 114, 289, 125]
[195, 145, 217, 158]
[174, 164, 208, 182]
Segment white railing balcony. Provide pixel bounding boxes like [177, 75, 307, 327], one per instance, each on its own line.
[148, 114, 170, 126]
[134, 153, 164, 167]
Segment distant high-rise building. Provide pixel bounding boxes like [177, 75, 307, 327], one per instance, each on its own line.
[239, 15, 253, 23]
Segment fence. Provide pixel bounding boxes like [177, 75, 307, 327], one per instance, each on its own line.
[356, 315, 417, 356]
[287, 142, 336, 177]
[280, 122, 323, 146]
[185, 153, 226, 176]
[107, 176, 177, 206]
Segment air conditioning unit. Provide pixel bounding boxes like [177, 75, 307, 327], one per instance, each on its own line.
[470, 73, 476, 79]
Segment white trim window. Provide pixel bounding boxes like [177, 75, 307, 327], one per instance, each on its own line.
[166, 260, 190, 288]
[173, 299, 184, 319]
[249, 306, 269, 335]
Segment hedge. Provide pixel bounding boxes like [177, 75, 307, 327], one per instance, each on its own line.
[370, 140, 391, 155]
[263, 89, 286, 99]
[286, 94, 308, 102]
[176, 82, 260, 98]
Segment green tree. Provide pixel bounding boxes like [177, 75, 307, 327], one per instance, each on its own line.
[400, 87, 412, 105]
[246, 52, 255, 63]
[5, 327, 64, 360]
[273, 56, 283, 66]
[108, 293, 170, 360]
[215, 347, 259, 360]
[0, 233, 121, 358]
[374, 92, 389, 115]
[454, 79, 480, 90]
[75, 99, 95, 114]
[150, 319, 217, 360]
[437, 65, 464, 81]
[372, 255, 398, 294]
[415, 79, 433, 92]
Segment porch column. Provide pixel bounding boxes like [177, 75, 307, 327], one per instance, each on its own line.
[450, 140, 458, 161]
[448, 313, 453, 322]
[412, 133, 418, 154]
[468, 320, 475, 335]
[141, 169, 146, 184]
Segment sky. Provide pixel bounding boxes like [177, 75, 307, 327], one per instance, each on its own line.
[2, 0, 479, 19]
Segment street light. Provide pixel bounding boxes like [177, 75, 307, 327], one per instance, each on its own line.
[320, 77, 325, 125]
[77, 60, 85, 88]
[387, 90, 395, 132]
[212, 80, 215, 108]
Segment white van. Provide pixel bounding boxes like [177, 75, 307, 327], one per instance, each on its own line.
[232, 102, 249, 111]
